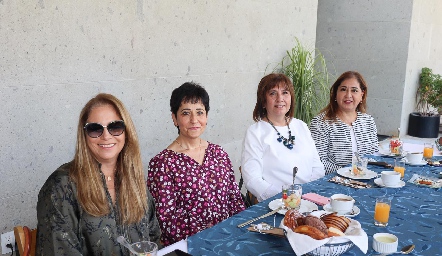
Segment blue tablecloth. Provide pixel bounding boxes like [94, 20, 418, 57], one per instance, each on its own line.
[187, 156, 442, 255]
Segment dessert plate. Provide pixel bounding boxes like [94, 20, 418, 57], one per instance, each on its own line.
[337, 167, 377, 180]
[268, 199, 318, 215]
[378, 150, 406, 158]
[322, 203, 360, 217]
[374, 178, 406, 188]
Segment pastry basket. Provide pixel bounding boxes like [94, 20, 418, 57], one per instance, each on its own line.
[307, 240, 354, 256]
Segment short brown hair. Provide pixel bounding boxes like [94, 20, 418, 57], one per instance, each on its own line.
[253, 73, 295, 121]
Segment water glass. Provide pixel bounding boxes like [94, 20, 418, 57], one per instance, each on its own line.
[374, 197, 391, 227]
[130, 241, 158, 256]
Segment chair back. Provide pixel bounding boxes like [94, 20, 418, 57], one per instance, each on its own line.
[14, 226, 37, 256]
[238, 166, 259, 207]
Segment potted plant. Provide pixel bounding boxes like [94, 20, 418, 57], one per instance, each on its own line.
[272, 38, 332, 125]
[408, 67, 442, 138]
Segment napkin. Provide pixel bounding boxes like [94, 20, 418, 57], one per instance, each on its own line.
[280, 211, 368, 255]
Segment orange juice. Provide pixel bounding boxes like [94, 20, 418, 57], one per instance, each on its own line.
[394, 166, 405, 178]
[374, 202, 391, 223]
[423, 147, 433, 159]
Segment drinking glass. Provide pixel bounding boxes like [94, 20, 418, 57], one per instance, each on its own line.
[394, 159, 406, 178]
[282, 184, 302, 210]
[130, 241, 158, 256]
[374, 197, 391, 227]
[352, 154, 368, 176]
[423, 143, 434, 160]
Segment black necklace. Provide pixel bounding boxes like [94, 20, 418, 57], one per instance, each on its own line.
[267, 118, 295, 150]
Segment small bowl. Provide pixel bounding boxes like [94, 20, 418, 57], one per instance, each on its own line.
[372, 233, 398, 254]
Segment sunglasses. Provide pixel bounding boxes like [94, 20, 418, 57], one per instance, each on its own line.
[84, 120, 125, 138]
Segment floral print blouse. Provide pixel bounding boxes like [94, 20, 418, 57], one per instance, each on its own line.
[147, 142, 245, 245]
[36, 161, 161, 255]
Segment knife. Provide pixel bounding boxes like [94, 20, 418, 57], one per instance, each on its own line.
[368, 161, 393, 168]
[237, 206, 283, 228]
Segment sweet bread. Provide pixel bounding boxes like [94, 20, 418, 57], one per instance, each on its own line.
[283, 209, 304, 231]
[304, 215, 328, 234]
[294, 225, 328, 240]
[328, 226, 345, 237]
[321, 213, 350, 233]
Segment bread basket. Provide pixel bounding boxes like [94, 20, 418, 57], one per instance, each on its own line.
[307, 239, 354, 256]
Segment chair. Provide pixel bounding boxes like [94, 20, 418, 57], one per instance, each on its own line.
[13, 226, 37, 256]
[238, 167, 259, 207]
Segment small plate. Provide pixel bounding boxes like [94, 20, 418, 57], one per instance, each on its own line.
[337, 167, 378, 180]
[268, 199, 318, 215]
[322, 203, 360, 217]
[374, 178, 406, 188]
[404, 158, 427, 166]
[378, 150, 406, 158]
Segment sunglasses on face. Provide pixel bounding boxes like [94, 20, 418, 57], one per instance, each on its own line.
[83, 120, 125, 138]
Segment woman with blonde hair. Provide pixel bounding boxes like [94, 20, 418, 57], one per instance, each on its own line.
[37, 93, 161, 255]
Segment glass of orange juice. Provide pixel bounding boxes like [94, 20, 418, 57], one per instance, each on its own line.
[423, 143, 434, 161]
[394, 159, 405, 178]
[374, 197, 391, 226]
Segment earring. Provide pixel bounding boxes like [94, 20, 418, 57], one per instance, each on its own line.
[334, 99, 337, 101]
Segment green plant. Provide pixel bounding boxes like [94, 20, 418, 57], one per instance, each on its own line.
[273, 38, 332, 125]
[417, 67, 442, 116]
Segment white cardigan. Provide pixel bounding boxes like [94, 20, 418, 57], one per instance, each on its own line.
[241, 118, 325, 202]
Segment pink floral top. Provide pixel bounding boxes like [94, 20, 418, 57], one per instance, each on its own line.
[147, 142, 245, 245]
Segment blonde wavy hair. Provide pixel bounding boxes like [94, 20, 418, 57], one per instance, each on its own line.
[70, 93, 147, 224]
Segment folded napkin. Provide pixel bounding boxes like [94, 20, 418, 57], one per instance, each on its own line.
[280, 211, 368, 255]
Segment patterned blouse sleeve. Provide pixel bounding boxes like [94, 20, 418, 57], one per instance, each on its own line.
[147, 155, 187, 245]
[310, 115, 342, 174]
[218, 147, 246, 215]
[36, 169, 83, 256]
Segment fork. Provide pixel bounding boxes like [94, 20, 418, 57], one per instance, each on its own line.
[237, 207, 283, 228]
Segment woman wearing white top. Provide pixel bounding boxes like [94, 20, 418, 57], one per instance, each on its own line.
[241, 73, 325, 202]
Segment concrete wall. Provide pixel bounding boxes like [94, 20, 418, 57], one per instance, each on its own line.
[316, 0, 442, 137]
[0, 0, 318, 252]
[316, 0, 414, 137]
[403, 0, 442, 127]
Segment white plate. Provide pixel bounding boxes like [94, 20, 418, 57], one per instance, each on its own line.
[268, 198, 318, 215]
[404, 158, 427, 166]
[322, 203, 360, 217]
[336, 167, 378, 180]
[374, 178, 406, 188]
[378, 150, 406, 158]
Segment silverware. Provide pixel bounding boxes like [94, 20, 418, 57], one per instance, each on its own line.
[293, 166, 298, 185]
[237, 206, 283, 228]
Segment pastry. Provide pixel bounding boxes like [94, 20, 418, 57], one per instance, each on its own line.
[303, 215, 328, 234]
[283, 209, 304, 231]
[328, 226, 345, 237]
[320, 213, 350, 233]
[294, 225, 328, 240]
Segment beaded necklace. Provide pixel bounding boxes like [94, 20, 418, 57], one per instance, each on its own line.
[268, 118, 296, 150]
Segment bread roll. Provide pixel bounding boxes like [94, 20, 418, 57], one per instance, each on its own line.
[321, 213, 350, 233]
[304, 215, 328, 235]
[283, 209, 304, 231]
[294, 225, 328, 240]
[328, 226, 345, 237]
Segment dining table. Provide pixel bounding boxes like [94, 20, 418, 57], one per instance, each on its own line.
[185, 155, 442, 256]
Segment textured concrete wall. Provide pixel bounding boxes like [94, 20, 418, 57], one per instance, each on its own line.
[316, 0, 442, 137]
[403, 0, 442, 131]
[316, 0, 414, 136]
[0, 0, 318, 251]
